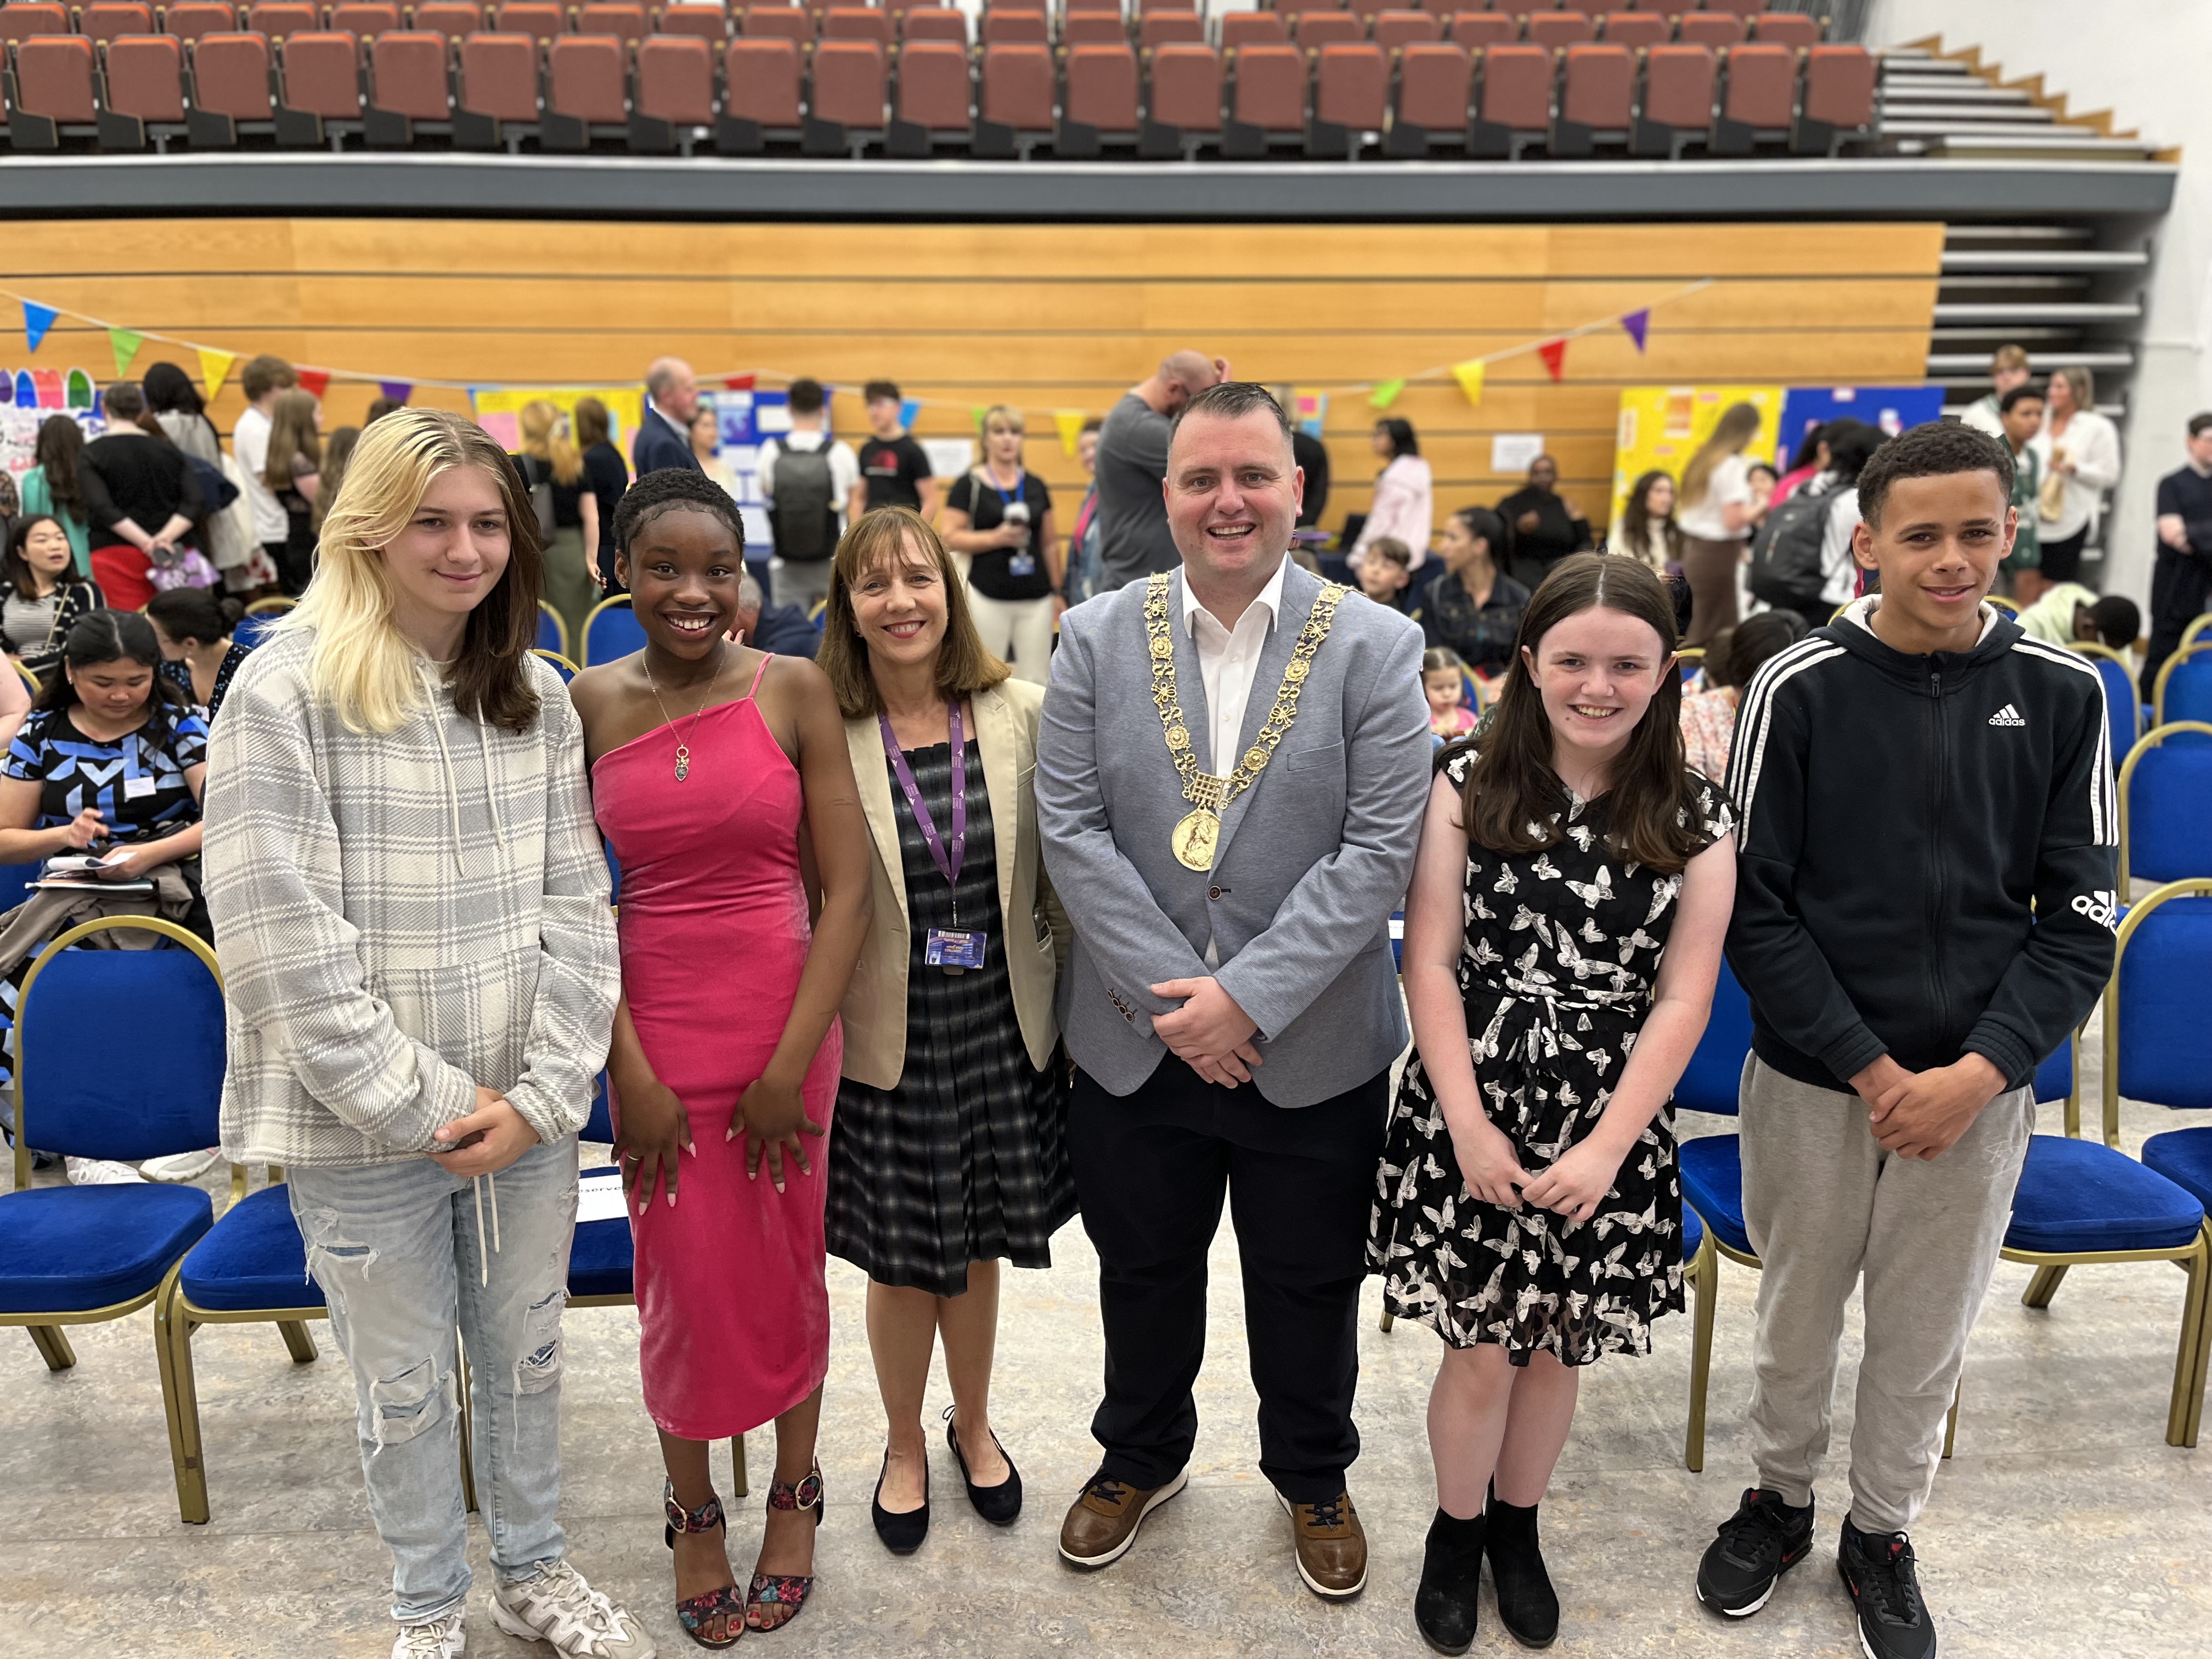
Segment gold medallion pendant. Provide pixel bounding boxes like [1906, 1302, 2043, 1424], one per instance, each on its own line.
[1172, 808, 1220, 871]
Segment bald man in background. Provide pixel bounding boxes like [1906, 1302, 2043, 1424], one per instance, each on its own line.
[1094, 350, 1232, 591]
[635, 355, 703, 477]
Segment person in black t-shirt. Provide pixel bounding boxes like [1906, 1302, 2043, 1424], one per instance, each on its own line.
[858, 379, 938, 520]
[574, 396, 630, 592]
[941, 406, 1056, 685]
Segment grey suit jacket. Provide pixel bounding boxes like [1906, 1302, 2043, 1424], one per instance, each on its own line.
[1037, 560, 1431, 1107]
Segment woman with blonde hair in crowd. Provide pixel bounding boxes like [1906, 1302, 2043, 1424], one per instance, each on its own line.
[516, 398, 601, 648]
[200, 408, 641, 1659]
[2031, 365, 2123, 586]
[261, 387, 323, 596]
[1675, 402, 1766, 646]
[939, 407, 1059, 686]
[815, 506, 1073, 1556]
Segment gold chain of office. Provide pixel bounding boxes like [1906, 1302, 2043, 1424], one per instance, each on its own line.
[1143, 571, 1349, 872]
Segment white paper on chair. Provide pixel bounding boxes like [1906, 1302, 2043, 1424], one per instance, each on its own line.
[1491, 433, 1546, 474]
[576, 1169, 630, 1224]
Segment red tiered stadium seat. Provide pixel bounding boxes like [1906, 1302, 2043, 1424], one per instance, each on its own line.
[105, 32, 189, 120]
[1705, 0, 1762, 16]
[546, 31, 624, 123]
[1292, 12, 1361, 48]
[279, 30, 364, 119]
[246, 1, 319, 35]
[576, 3, 647, 43]
[1371, 11, 1438, 50]
[1313, 40, 1383, 128]
[1267, 0, 1340, 14]
[1446, 12, 1514, 48]
[723, 35, 798, 122]
[458, 29, 538, 120]
[894, 37, 967, 132]
[1600, 10, 1665, 49]
[1146, 40, 1218, 132]
[1801, 42, 1872, 136]
[1137, 0, 1194, 12]
[979, 7, 1043, 44]
[980, 40, 1049, 132]
[1231, 41, 1304, 132]
[1392, 38, 1468, 138]
[327, 4, 398, 35]
[884, 0, 944, 13]
[808, 37, 885, 129]
[369, 29, 450, 118]
[493, 1, 565, 40]
[1137, 12, 1200, 47]
[1525, 9, 1592, 48]
[410, 2, 482, 42]
[1678, 13, 1743, 48]
[1062, 9, 1122, 43]
[900, 3, 963, 40]
[740, 2, 808, 42]
[0, 4, 73, 39]
[82, 4, 157, 42]
[1557, 40, 1628, 133]
[821, 5, 888, 45]
[189, 30, 273, 116]
[1062, 0, 1119, 12]
[1345, 0, 1401, 16]
[655, 2, 725, 38]
[1720, 40, 1792, 131]
[12, 35, 98, 121]
[163, 3, 238, 41]
[1476, 41, 1551, 149]
[1750, 12, 1816, 49]
[1062, 38, 1135, 132]
[1637, 41, 1712, 152]
[634, 31, 711, 120]
[1219, 13, 1284, 48]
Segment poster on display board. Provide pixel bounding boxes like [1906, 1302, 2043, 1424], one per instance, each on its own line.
[1610, 385, 1783, 526]
[708, 387, 790, 551]
[469, 386, 646, 459]
[1, 383, 104, 486]
[1775, 386, 1949, 470]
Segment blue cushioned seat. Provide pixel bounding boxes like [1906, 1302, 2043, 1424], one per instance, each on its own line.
[1678, 1133, 1751, 1256]
[569, 1165, 634, 1299]
[2143, 1127, 2212, 1212]
[2006, 1135, 2205, 1254]
[0, 1184, 213, 1312]
[178, 1184, 323, 1312]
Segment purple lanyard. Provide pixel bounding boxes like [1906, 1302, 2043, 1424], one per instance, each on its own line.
[879, 703, 966, 890]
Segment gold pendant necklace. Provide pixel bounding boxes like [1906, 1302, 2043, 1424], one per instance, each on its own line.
[644, 646, 733, 783]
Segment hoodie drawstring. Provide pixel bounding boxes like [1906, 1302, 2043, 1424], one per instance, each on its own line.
[419, 661, 468, 878]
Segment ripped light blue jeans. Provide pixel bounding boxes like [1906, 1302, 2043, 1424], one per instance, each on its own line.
[289, 1135, 580, 1625]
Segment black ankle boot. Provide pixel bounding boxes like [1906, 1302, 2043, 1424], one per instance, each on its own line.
[1485, 1485, 1560, 1649]
[1414, 1508, 1485, 1656]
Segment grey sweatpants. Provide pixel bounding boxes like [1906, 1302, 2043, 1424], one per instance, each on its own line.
[1739, 1054, 2034, 1533]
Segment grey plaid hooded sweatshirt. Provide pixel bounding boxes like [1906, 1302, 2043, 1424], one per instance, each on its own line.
[204, 627, 617, 1167]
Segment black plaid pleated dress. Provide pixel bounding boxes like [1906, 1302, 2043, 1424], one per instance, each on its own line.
[826, 736, 1076, 1297]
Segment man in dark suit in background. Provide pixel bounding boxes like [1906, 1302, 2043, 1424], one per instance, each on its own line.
[634, 356, 703, 477]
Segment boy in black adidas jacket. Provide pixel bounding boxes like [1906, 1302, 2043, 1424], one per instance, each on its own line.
[1695, 425, 2115, 1659]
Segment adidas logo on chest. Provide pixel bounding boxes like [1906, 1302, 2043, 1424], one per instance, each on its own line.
[1987, 704, 2027, 728]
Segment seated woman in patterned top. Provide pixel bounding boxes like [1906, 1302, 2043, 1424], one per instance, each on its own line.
[146, 586, 255, 724]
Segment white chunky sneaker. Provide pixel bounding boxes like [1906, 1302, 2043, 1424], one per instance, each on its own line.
[141, 1149, 224, 1182]
[392, 1609, 466, 1658]
[65, 1156, 146, 1184]
[492, 1561, 655, 1658]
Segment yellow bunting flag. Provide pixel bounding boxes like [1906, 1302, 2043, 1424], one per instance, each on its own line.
[1368, 379, 1406, 410]
[1452, 360, 1486, 407]
[108, 329, 143, 378]
[1054, 410, 1087, 456]
[197, 347, 236, 397]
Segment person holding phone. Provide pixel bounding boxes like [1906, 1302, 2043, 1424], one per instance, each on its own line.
[940, 408, 1059, 686]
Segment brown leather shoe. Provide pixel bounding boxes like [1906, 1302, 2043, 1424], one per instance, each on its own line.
[1057, 1468, 1189, 1568]
[1278, 1488, 1368, 1600]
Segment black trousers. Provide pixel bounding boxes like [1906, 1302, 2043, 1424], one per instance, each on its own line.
[2039, 526, 2090, 585]
[2142, 545, 2212, 702]
[1069, 1057, 1389, 1504]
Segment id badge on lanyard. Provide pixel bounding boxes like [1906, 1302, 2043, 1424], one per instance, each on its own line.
[881, 706, 988, 974]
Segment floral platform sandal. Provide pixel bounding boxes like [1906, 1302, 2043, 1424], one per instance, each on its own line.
[664, 1480, 744, 1650]
[744, 1462, 825, 1635]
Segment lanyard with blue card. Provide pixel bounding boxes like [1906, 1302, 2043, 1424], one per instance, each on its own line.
[880, 704, 985, 973]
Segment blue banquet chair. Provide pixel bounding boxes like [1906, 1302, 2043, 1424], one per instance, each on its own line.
[537, 600, 571, 659]
[2118, 723, 2212, 889]
[583, 595, 647, 666]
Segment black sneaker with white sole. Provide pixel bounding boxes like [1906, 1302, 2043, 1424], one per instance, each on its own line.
[1837, 1519, 1937, 1659]
[1695, 1487, 1815, 1617]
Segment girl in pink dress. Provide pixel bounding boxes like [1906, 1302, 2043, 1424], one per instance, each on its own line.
[572, 471, 872, 1648]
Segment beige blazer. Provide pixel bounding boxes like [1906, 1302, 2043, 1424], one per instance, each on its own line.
[839, 678, 1070, 1090]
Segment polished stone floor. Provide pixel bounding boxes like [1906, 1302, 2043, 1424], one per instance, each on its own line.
[5, 1053, 2208, 1657]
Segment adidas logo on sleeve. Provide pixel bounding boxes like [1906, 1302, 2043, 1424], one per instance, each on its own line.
[1987, 704, 2028, 727]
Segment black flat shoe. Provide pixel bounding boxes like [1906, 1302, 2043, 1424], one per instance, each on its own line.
[1415, 1507, 1485, 1656]
[1485, 1482, 1560, 1649]
[944, 1404, 1023, 1527]
[870, 1450, 929, 1555]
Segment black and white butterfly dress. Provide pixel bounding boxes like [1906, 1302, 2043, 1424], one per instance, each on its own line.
[1368, 746, 1735, 1365]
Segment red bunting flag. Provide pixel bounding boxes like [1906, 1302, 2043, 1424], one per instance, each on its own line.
[296, 368, 331, 399]
[723, 374, 756, 391]
[1536, 339, 1568, 382]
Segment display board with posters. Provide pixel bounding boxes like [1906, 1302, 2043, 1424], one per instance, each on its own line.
[1774, 385, 1950, 470]
[708, 387, 789, 551]
[1610, 385, 1783, 526]
[2, 403, 104, 487]
[469, 386, 646, 459]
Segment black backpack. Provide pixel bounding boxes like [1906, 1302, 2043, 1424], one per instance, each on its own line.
[1747, 485, 1836, 608]
[768, 444, 839, 563]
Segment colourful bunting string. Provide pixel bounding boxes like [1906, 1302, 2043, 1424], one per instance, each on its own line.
[109, 329, 144, 378]
[379, 380, 413, 403]
[1368, 379, 1406, 410]
[1620, 308, 1650, 352]
[1054, 410, 1087, 457]
[296, 369, 331, 399]
[197, 347, 236, 397]
[1452, 361, 1486, 406]
[1537, 339, 1568, 382]
[22, 302, 58, 353]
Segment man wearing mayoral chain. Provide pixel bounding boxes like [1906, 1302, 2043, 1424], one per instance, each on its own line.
[1036, 383, 1430, 1599]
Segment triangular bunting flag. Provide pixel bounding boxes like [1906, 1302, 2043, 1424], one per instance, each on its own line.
[899, 398, 921, 431]
[970, 406, 989, 433]
[296, 369, 331, 398]
[723, 374, 756, 392]
[1054, 410, 1086, 457]
[1368, 379, 1406, 411]
[1620, 308, 1650, 352]
[109, 329, 144, 378]
[1537, 339, 1568, 382]
[22, 302, 58, 353]
[379, 380, 412, 403]
[1452, 361, 1486, 406]
[197, 347, 235, 397]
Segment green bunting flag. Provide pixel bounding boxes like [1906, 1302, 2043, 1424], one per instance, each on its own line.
[109, 328, 144, 377]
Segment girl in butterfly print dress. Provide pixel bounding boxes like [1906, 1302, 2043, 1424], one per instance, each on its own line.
[1367, 554, 1736, 1654]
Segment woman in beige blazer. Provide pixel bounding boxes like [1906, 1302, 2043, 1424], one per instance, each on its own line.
[817, 506, 1073, 1557]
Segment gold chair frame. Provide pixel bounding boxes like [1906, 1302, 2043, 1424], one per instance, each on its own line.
[2178, 612, 2212, 653]
[537, 601, 572, 662]
[2115, 722, 2212, 891]
[2152, 641, 2212, 731]
[2068, 638, 2142, 751]
[1985, 594, 2018, 617]
[12, 661, 41, 696]
[241, 596, 296, 617]
[531, 648, 580, 677]
[580, 595, 637, 667]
